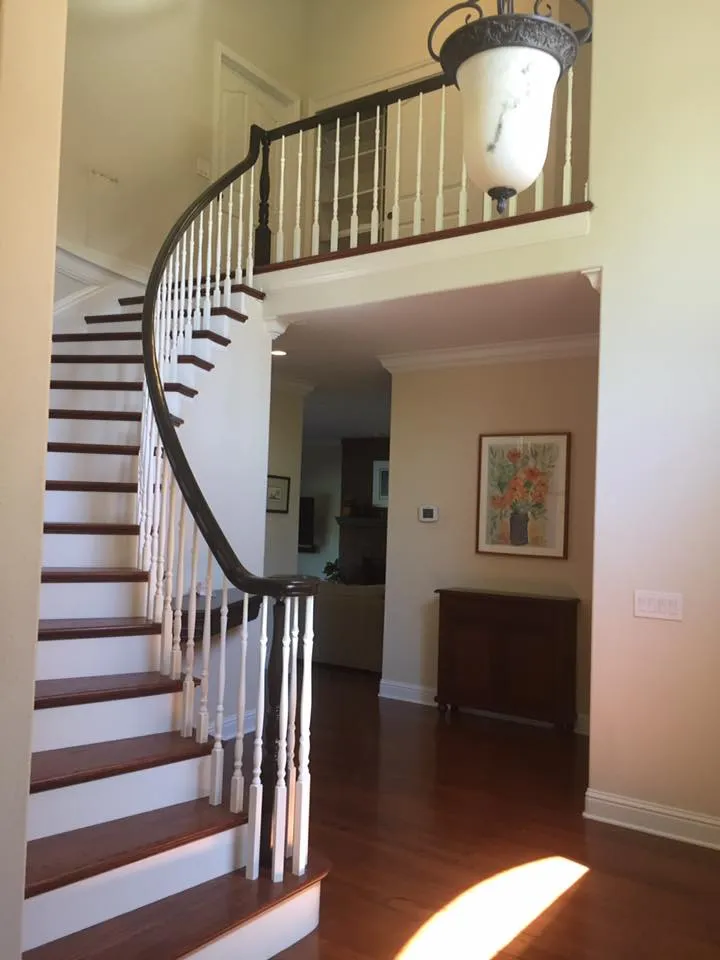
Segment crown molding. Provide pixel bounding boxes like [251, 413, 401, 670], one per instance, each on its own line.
[265, 315, 289, 339]
[380, 334, 599, 373]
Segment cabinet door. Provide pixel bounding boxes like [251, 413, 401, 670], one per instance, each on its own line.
[438, 597, 496, 710]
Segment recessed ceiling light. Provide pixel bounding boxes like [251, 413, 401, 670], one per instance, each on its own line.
[272, 349, 288, 357]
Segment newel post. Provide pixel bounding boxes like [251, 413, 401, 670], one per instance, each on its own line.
[255, 135, 272, 267]
[259, 596, 285, 869]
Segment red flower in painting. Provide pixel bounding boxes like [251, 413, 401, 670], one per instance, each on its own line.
[525, 466, 541, 483]
[507, 449, 522, 465]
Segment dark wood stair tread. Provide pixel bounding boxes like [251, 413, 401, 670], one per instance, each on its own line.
[38, 617, 160, 641]
[50, 381, 197, 396]
[85, 313, 142, 324]
[41, 567, 149, 584]
[47, 442, 139, 456]
[51, 354, 143, 364]
[34, 672, 189, 709]
[193, 329, 231, 347]
[22, 857, 329, 959]
[118, 295, 145, 307]
[30, 732, 212, 794]
[178, 355, 214, 371]
[25, 798, 247, 899]
[164, 382, 198, 398]
[211, 305, 247, 323]
[231, 282, 266, 301]
[53, 330, 229, 348]
[43, 522, 140, 536]
[48, 409, 183, 427]
[45, 480, 138, 493]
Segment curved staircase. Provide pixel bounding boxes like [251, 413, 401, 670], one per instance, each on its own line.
[25, 258, 324, 957]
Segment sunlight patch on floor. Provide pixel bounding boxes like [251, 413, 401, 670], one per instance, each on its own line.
[395, 856, 588, 959]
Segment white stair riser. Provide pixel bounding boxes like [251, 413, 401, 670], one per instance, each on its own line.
[49, 389, 144, 412]
[47, 417, 140, 445]
[54, 338, 144, 357]
[32, 690, 182, 752]
[51, 360, 144, 380]
[44, 489, 137, 524]
[42, 532, 138, 567]
[23, 825, 246, 951]
[27, 754, 211, 840]
[188, 882, 321, 960]
[35, 634, 160, 681]
[45, 451, 138, 484]
[39, 580, 147, 619]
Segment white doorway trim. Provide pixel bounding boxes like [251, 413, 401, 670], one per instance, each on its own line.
[211, 42, 302, 178]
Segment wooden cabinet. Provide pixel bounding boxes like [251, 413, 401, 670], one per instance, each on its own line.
[435, 589, 579, 730]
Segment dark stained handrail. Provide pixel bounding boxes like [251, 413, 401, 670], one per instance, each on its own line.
[141, 123, 317, 599]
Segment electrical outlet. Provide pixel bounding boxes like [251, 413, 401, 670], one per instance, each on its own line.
[634, 590, 683, 622]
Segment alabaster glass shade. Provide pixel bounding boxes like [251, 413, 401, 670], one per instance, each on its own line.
[457, 45, 561, 197]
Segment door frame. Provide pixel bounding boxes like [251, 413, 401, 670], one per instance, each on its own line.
[211, 42, 302, 178]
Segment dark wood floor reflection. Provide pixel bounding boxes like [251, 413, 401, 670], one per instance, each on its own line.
[277, 667, 720, 960]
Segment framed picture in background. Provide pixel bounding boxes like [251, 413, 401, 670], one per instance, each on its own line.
[266, 475, 291, 514]
[477, 433, 571, 559]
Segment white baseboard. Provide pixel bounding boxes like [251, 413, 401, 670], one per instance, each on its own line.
[210, 710, 257, 741]
[585, 789, 720, 850]
[378, 680, 436, 707]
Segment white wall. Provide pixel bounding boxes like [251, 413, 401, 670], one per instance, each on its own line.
[265, 382, 307, 577]
[383, 356, 598, 716]
[0, 0, 68, 953]
[59, 0, 308, 270]
[297, 443, 342, 579]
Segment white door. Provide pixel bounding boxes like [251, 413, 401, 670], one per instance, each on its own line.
[214, 55, 299, 176]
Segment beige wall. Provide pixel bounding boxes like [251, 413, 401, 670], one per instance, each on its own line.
[265, 383, 307, 577]
[384, 356, 598, 715]
[297, 443, 342, 579]
[0, 0, 68, 953]
[60, 0, 309, 269]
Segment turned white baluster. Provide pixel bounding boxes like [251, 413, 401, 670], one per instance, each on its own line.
[246, 168, 256, 285]
[196, 548, 213, 744]
[330, 118, 341, 253]
[271, 601, 292, 882]
[230, 592, 250, 814]
[214, 192, 223, 308]
[182, 519, 200, 736]
[247, 596, 270, 879]
[194, 210, 204, 331]
[292, 595, 314, 877]
[171, 245, 181, 378]
[350, 113, 361, 249]
[171, 499, 187, 681]
[161, 476, 178, 675]
[286, 597, 300, 857]
[210, 577, 229, 806]
[370, 106, 381, 245]
[459, 158, 468, 228]
[413, 92, 424, 236]
[184, 221, 195, 351]
[508, 194, 518, 218]
[235, 174, 245, 285]
[224, 186, 234, 306]
[144, 427, 161, 618]
[435, 85, 447, 231]
[276, 136, 286, 262]
[179, 230, 188, 352]
[311, 125, 322, 256]
[153, 457, 171, 627]
[293, 132, 304, 259]
[204, 199, 214, 329]
[391, 99, 402, 240]
[563, 66, 575, 206]
[535, 169, 546, 212]
[483, 192, 493, 223]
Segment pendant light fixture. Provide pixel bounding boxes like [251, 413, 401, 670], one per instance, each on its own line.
[428, 1, 593, 213]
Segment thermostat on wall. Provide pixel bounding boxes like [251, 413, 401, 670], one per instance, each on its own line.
[418, 506, 439, 523]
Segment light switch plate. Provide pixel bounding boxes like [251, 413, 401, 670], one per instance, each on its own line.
[634, 590, 683, 621]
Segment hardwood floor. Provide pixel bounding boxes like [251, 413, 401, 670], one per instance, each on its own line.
[278, 667, 720, 959]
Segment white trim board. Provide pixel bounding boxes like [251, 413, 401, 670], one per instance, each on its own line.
[381, 334, 599, 373]
[584, 789, 720, 851]
[56, 239, 149, 286]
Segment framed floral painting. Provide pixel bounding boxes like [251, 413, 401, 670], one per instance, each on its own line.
[477, 433, 571, 559]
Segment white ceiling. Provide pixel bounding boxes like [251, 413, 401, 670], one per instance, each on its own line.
[272, 271, 600, 443]
[272, 271, 600, 390]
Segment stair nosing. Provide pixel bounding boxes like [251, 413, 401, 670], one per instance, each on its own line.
[38, 617, 161, 641]
[43, 522, 140, 536]
[45, 480, 138, 493]
[46, 442, 140, 456]
[40, 567, 149, 584]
